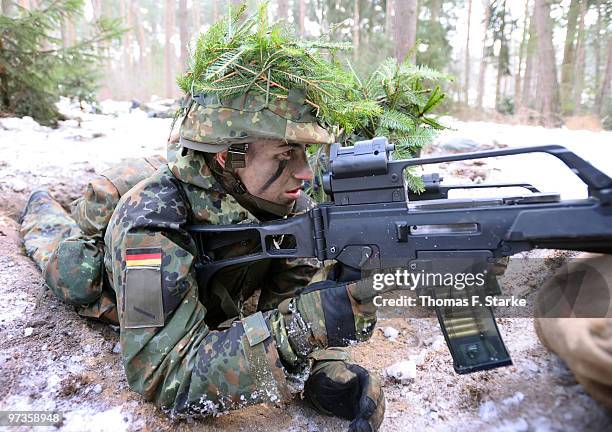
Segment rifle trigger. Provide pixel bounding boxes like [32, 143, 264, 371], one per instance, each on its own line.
[359, 246, 373, 267]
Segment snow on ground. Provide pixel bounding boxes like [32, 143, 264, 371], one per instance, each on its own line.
[0, 102, 611, 431]
[0, 99, 171, 173]
[431, 119, 612, 200]
[0, 102, 610, 202]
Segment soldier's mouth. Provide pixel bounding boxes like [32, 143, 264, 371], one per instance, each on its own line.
[284, 187, 301, 200]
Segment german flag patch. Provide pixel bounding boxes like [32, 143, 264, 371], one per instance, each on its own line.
[126, 247, 162, 268]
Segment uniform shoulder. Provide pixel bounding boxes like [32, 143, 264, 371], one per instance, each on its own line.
[110, 166, 190, 231]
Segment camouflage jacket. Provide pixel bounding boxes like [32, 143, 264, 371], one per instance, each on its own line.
[104, 148, 320, 417]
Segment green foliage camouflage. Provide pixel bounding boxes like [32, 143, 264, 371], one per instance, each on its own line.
[178, 2, 450, 194]
[176, 2, 378, 136]
[0, 0, 123, 125]
[347, 58, 452, 192]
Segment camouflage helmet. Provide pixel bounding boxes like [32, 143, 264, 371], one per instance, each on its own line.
[179, 89, 334, 153]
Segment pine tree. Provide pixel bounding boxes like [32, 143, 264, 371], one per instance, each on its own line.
[484, 0, 515, 113]
[416, 0, 459, 71]
[0, 0, 123, 125]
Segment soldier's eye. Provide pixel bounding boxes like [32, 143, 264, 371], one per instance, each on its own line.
[279, 149, 293, 159]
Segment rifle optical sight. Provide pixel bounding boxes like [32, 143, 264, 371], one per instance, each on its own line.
[322, 137, 407, 205]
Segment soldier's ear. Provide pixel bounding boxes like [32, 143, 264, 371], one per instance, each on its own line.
[215, 150, 228, 168]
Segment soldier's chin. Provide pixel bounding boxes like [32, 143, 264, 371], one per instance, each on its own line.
[274, 195, 298, 208]
[278, 197, 297, 207]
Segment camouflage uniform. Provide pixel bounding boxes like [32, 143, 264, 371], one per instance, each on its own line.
[21, 155, 166, 324]
[21, 92, 384, 429]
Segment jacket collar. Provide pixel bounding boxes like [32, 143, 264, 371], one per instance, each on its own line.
[168, 149, 228, 194]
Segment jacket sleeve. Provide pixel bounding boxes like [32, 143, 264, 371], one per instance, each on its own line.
[110, 225, 293, 417]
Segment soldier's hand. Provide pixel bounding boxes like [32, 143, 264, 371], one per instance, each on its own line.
[288, 280, 377, 349]
[305, 359, 385, 432]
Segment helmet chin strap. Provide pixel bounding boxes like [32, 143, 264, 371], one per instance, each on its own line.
[204, 151, 293, 220]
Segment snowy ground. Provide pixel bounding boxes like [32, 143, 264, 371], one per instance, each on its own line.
[431, 118, 612, 200]
[0, 102, 611, 431]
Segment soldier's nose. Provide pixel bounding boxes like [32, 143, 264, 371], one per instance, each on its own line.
[294, 164, 314, 182]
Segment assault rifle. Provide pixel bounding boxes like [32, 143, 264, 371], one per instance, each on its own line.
[189, 137, 612, 374]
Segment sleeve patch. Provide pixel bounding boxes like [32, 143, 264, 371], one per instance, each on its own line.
[126, 247, 162, 268]
[124, 267, 165, 328]
[124, 245, 164, 328]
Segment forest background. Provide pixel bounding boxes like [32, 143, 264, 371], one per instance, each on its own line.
[1, 0, 611, 129]
[0, 3, 611, 429]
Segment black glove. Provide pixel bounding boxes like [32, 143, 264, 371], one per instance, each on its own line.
[304, 359, 385, 432]
[327, 262, 363, 283]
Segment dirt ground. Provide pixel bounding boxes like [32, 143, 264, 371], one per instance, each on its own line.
[1, 108, 611, 431]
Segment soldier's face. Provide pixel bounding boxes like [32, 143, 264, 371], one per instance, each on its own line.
[232, 139, 313, 206]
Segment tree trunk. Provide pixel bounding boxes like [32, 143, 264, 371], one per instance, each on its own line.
[62, 18, 76, 47]
[595, 37, 612, 116]
[213, 0, 219, 23]
[1, 0, 14, 15]
[60, 18, 69, 48]
[463, 0, 473, 105]
[131, 1, 147, 65]
[165, 0, 176, 98]
[193, 0, 201, 32]
[91, 0, 103, 19]
[178, 0, 189, 73]
[514, 0, 530, 110]
[98, 0, 107, 17]
[353, 0, 360, 56]
[572, 0, 587, 113]
[394, 0, 418, 63]
[495, 0, 507, 111]
[521, 8, 536, 110]
[476, 0, 491, 108]
[534, 0, 560, 127]
[69, 18, 76, 45]
[385, 0, 394, 38]
[299, 0, 306, 37]
[120, 0, 133, 74]
[430, 0, 440, 22]
[278, 0, 289, 20]
[593, 0, 604, 115]
[318, 1, 329, 33]
[559, 0, 580, 114]
[0, 37, 10, 109]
